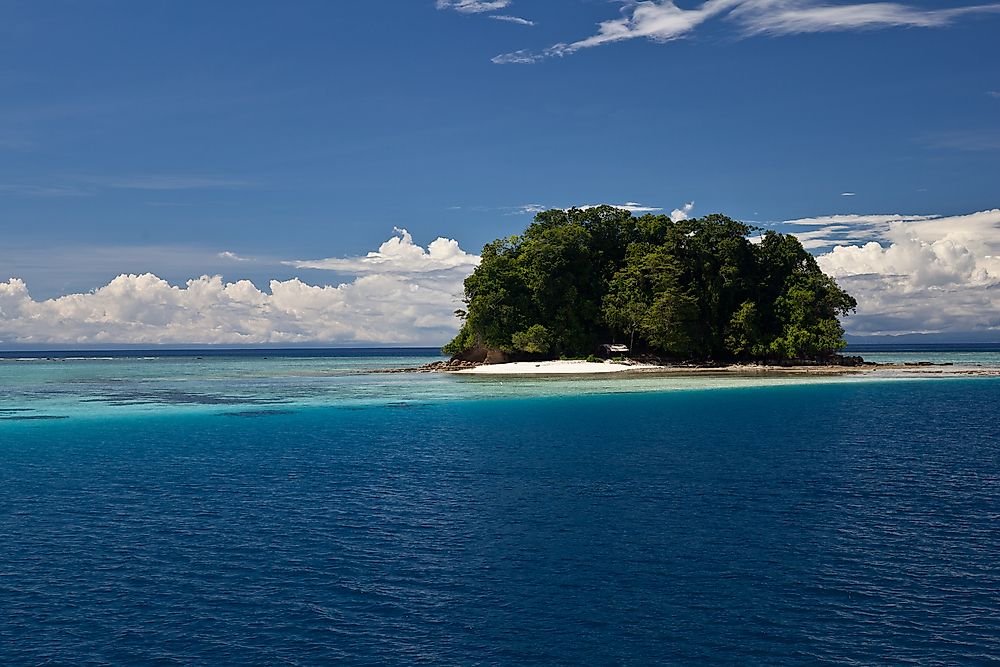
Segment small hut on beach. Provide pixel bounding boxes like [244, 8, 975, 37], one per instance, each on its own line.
[599, 343, 629, 358]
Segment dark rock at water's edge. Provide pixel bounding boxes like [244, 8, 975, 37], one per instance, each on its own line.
[376, 346, 546, 373]
[756, 354, 868, 367]
[450, 345, 547, 365]
[373, 358, 481, 374]
[423, 359, 481, 371]
[450, 345, 488, 363]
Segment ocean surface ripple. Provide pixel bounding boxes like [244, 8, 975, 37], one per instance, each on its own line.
[1, 356, 999, 664]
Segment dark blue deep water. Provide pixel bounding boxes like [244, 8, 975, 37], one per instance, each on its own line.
[2, 379, 1000, 665]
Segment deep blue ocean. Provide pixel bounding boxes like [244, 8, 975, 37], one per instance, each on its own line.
[2, 348, 999, 665]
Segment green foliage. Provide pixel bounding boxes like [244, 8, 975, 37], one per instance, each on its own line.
[585, 354, 602, 363]
[441, 321, 475, 356]
[724, 301, 760, 357]
[510, 324, 552, 354]
[458, 236, 535, 351]
[602, 245, 653, 345]
[603, 245, 700, 357]
[644, 287, 699, 357]
[444, 207, 856, 361]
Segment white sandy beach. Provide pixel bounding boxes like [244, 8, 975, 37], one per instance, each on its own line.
[450, 359, 1000, 377]
[455, 359, 662, 375]
[452, 360, 855, 376]
[454, 360, 661, 374]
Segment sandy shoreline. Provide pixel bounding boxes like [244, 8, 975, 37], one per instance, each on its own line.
[452, 360, 859, 376]
[450, 359, 1000, 377]
[452, 360, 659, 374]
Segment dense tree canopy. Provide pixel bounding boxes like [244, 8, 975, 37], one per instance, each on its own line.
[444, 207, 856, 361]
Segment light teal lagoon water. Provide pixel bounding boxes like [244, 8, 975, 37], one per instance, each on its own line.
[3, 347, 996, 422]
[855, 350, 1000, 366]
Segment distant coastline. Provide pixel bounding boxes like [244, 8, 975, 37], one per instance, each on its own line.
[0, 347, 444, 360]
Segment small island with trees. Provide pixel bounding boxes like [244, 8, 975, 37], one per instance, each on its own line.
[442, 205, 860, 369]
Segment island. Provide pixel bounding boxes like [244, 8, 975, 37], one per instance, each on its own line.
[442, 205, 858, 370]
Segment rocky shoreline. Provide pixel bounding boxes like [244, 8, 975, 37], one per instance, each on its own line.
[372, 359, 481, 374]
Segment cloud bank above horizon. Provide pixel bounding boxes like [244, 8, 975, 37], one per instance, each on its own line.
[796, 209, 1000, 336]
[1, 210, 998, 345]
[0, 229, 479, 346]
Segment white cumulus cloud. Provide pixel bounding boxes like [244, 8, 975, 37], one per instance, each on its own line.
[792, 209, 1000, 336]
[7, 214, 999, 344]
[0, 229, 481, 346]
[285, 228, 480, 275]
[510, 203, 548, 215]
[670, 201, 695, 222]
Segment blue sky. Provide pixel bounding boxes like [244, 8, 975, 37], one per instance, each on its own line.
[1, 0, 999, 343]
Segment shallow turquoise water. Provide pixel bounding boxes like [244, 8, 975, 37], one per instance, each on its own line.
[2, 351, 999, 664]
[858, 350, 1000, 366]
[846, 343, 1000, 367]
[2, 348, 986, 422]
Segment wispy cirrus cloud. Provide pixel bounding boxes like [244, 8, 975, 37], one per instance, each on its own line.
[436, 0, 535, 28]
[0, 135, 34, 151]
[492, 0, 1000, 64]
[0, 183, 90, 198]
[490, 14, 536, 26]
[492, 50, 542, 65]
[82, 174, 254, 190]
[507, 203, 548, 215]
[734, 0, 1000, 36]
[0, 174, 255, 199]
[436, 0, 511, 14]
[546, 0, 740, 57]
[217, 251, 252, 262]
[918, 130, 1000, 152]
